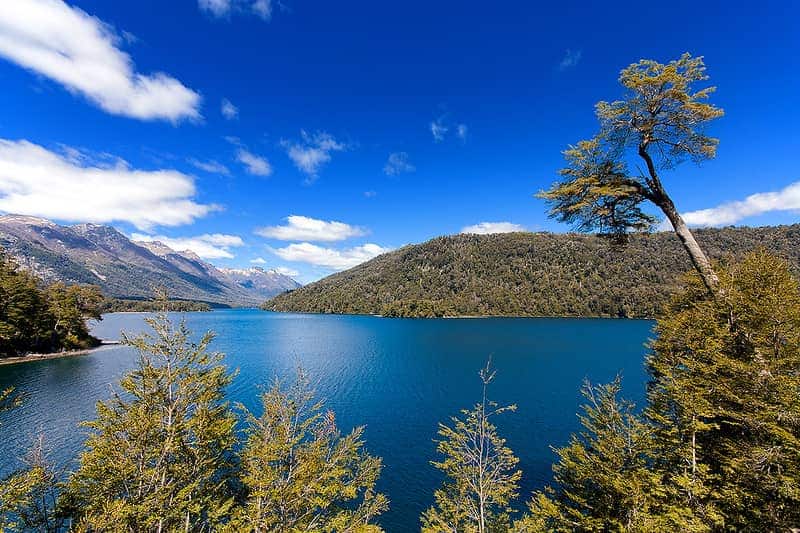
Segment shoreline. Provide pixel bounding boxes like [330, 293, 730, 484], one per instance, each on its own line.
[0, 341, 120, 367]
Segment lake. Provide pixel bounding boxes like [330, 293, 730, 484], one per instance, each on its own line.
[0, 309, 653, 531]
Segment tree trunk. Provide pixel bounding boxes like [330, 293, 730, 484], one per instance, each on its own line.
[658, 197, 719, 294]
[638, 143, 719, 294]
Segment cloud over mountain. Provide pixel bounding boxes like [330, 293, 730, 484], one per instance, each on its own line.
[0, 139, 217, 230]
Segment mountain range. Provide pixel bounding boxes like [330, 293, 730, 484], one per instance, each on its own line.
[264, 225, 800, 318]
[0, 215, 300, 306]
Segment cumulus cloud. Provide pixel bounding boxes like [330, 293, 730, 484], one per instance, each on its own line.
[282, 130, 346, 182]
[236, 148, 272, 176]
[133, 232, 243, 259]
[255, 215, 366, 242]
[461, 221, 527, 234]
[558, 48, 582, 71]
[272, 242, 390, 271]
[220, 98, 238, 120]
[0, 0, 201, 122]
[199, 0, 271, 19]
[188, 158, 231, 175]
[669, 181, 800, 228]
[383, 152, 415, 176]
[0, 139, 217, 230]
[364, 190, 377, 198]
[430, 119, 448, 142]
[250, 257, 267, 264]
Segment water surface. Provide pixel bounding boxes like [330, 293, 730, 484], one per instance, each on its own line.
[0, 309, 653, 531]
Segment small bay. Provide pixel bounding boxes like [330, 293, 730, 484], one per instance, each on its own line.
[0, 309, 653, 531]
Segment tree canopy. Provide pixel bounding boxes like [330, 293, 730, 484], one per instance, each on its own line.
[540, 53, 724, 292]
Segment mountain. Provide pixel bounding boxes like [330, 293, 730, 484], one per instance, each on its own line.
[0, 215, 299, 306]
[264, 225, 800, 318]
[219, 267, 301, 300]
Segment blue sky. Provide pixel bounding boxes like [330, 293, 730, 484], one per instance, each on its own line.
[0, 0, 798, 282]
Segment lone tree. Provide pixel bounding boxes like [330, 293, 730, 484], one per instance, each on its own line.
[539, 53, 724, 293]
[421, 360, 521, 533]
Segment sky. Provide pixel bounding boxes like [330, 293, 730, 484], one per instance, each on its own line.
[0, 0, 798, 282]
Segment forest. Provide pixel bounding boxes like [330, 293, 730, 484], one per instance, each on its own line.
[0, 255, 103, 358]
[264, 225, 800, 318]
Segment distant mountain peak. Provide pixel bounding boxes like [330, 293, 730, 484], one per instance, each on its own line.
[0, 215, 296, 306]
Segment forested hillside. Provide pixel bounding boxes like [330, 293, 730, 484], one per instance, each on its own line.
[264, 225, 800, 318]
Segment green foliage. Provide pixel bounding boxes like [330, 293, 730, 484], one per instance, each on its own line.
[265, 226, 800, 318]
[540, 53, 724, 238]
[647, 250, 800, 531]
[516, 250, 800, 531]
[62, 313, 238, 531]
[100, 298, 213, 313]
[516, 379, 709, 532]
[0, 254, 101, 357]
[229, 370, 388, 532]
[422, 361, 521, 533]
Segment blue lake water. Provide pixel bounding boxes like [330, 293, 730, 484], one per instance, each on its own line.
[0, 309, 653, 531]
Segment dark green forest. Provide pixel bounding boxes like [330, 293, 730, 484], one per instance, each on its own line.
[264, 225, 800, 318]
[0, 255, 103, 357]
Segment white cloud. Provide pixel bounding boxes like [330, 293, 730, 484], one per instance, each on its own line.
[671, 181, 800, 228]
[251, 0, 272, 19]
[0, 139, 217, 230]
[461, 221, 527, 235]
[199, 0, 272, 20]
[364, 190, 377, 198]
[272, 242, 390, 271]
[236, 148, 272, 176]
[0, 0, 201, 122]
[273, 266, 299, 277]
[383, 152, 415, 176]
[199, 0, 231, 17]
[430, 119, 448, 142]
[282, 130, 346, 182]
[255, 215, 366, 242]
[133, 232, 243, 259]
[456, 124, 468, 141]
[250, 257, 267, 264]
[558, 49, 582, 71]
[220, 98, 238, 120]
[188, 158, 231, 175]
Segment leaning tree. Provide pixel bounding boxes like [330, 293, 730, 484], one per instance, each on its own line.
[540, 53, 724, 293]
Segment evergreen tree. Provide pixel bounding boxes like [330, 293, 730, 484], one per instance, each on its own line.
[539, 54, 724, 292]
[0, 389, 63, 533]
[515, 379, 709, 532]
[0, 255, 53, 356]
[421, 361, 521, 533]
[62, 313, 238, 532]
[229, 369, 387, 532]
[646, 250, 800, 530]
[46, 283, 103, 350]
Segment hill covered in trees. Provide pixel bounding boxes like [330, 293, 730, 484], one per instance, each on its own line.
[264, 225, 800, 318]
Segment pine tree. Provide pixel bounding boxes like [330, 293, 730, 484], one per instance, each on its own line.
[421, 361, 521, 533]
[62, 313, 238, 532]
[229, 369, 388, 532]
